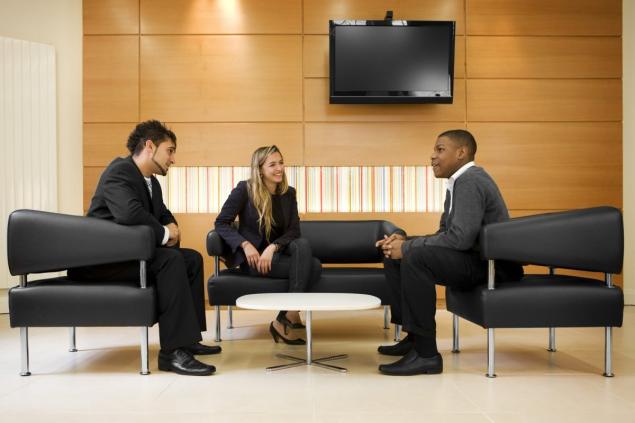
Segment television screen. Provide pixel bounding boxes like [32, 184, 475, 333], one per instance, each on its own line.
[329, 20, 455, 104]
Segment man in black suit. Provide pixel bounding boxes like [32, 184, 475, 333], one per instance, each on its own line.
[72, 120, 219, 376]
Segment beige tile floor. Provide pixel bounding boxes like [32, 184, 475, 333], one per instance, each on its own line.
[0, 307, 634, 422]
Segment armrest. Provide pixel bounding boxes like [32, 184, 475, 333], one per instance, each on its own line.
[480, 207, 623, 274]
[206, 230, 227, 257]
[381, 221, 406, 238]
[7, 209, 155, 275]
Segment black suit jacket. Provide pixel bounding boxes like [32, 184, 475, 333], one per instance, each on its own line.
[87, 156, 177, 246]
[215, 180, 300, 268]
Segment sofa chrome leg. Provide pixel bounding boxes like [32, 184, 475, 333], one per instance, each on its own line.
[603, 327, 614, 377]
[215, 306, 222, 342]
[20, 327, 31, 376]
[452, 314, 460, 353]
[394, 324, 402, 342]
[383, 306, 389, 329]
[486, 328, 496, 378]
[548, 327, 556, 352]
[227, 306, 234, 329]
[69, 327, 78, 352]
[140, 327, 150, 375]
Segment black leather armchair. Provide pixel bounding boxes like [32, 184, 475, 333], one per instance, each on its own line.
[446, 207, 624, 377]
[7, 209, 157, 375]
[206, 220, 403, 341]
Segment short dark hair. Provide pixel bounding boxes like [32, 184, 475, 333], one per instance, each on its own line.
[126, 120, 176, 156]
[438, 129, 477, 159]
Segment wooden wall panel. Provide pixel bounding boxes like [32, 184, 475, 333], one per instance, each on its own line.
[83, 124, 134, 167]
[304, 35, 466, 79]
[140, 0, 301, 34]
[466, 0, 621, 36]
[305, 122, 464, 166]
[467, 37, 622, 79]
[84, 0, 139, 34]
[467, 79, 622, 122]
[83, 36, 139, 122]
[83, 167, 105, 211]
[140, 36, 302, 122]
[168, 123, 303, 166]
[469, 123, 622, 210]
[305, 78, 466, 122]
[304, 0, 465, 35]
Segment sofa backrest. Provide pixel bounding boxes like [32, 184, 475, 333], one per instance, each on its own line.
[300, 220, 401, 263]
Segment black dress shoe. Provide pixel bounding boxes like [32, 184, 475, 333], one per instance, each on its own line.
[158, 348, 216, 376]
[377, 337, 414, 356]
[184, 342, 222, 355]
[378, 349, 443, 376]
[269, 322, 306, 345]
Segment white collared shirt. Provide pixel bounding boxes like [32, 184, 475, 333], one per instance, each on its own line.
[446, 161, 475, 214]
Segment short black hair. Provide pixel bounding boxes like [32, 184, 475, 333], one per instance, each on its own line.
[438, 129, 477, 159]
[126, 120, 176, 156]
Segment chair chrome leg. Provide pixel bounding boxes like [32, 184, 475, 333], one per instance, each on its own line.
[383, 306, 389, 329]
[548, 327, 556, 352]
[215, 306, 221, 342]
[452, 314, 460, 353]
[20, 327, 31, 376]
[394, 324, 402, 342]
[69, 327, 78, 352]
[603, 327, 614, 377]
[227, 306, 234, 329]
[486, 328, 496, 378]
[140, 327, 150, 375]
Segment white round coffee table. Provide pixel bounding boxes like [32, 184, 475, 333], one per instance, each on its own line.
[236, 293, 381, 372]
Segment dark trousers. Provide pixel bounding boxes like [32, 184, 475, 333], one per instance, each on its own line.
[385, 245, 488, 338]
[69, 247, 205, 351]
[240, 238, 321, 292]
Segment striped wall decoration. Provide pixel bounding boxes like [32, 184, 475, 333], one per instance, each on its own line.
[156, 166, 447, 214]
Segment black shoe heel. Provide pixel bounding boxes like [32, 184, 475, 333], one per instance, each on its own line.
[276, 311, 306, 331]
[269, 322, 306, 345]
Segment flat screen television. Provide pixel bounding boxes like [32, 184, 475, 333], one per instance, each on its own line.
[329, 20, 455, 104]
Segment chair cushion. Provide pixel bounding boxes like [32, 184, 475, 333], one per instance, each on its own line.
[207, 267, 391, 306]
[446, 275, 624, 328]
[9, 277, 157, 327]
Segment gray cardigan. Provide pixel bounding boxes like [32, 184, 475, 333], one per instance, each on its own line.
[403, 166, 510, 254]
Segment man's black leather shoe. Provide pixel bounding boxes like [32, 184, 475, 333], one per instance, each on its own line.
[377, 337, 414, 356]
[158, 349, 216, 376]
[184, 342, 222, 355]
[378, 349, 443, 376]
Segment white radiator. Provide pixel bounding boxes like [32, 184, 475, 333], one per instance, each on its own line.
[0, 36, 57, 290]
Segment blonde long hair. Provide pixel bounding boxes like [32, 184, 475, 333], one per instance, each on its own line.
[247, 145, 289, 241]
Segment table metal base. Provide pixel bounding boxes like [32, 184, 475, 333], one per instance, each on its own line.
[265, 310, 349, 373]
[266, 353, 348, 372]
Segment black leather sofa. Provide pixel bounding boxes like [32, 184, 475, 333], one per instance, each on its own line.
[7, 209, 157, 376]
[447, 207, 624, 377]
[206, 220, 403, 341]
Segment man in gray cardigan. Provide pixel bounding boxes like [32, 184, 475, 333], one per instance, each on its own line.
[376, 129, 523, 376]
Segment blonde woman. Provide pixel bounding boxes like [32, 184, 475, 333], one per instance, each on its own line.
[215, 145, 321, 344]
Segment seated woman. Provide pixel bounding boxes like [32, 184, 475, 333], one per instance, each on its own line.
[215, 145, 321, 344]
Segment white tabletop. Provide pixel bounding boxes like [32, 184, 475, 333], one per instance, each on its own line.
[236, 293, 381, 311]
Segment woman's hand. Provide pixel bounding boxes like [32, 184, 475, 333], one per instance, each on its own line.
[242, 241, 260, 269]
[257, 244, 277, 275]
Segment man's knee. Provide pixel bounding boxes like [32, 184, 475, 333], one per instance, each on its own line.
[181, 248, 203, 266]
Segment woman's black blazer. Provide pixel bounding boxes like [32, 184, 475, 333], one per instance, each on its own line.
[214, 180, 300, 268]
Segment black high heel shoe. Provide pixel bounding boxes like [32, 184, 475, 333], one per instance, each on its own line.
[269, 322, 306, 345]
[276, 311, 306, 332]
